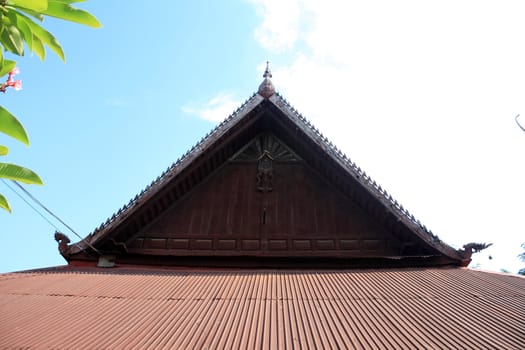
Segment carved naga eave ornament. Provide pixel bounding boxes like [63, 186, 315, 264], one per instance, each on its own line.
[59, 63, 482, 267]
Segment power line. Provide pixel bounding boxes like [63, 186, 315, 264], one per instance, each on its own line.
[1, 179, 100, 254]
[2, 179, 61, 231]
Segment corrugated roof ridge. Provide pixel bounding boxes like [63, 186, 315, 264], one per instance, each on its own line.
[3, 265, 462, 277]
[272, 92, 457, 255]
[87, 92, 260, 239]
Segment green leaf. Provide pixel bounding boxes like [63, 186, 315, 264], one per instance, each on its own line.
[0, 193, 12, 212]
[0, 24, 25, 56]
[31, 34, 45, 60]
[8, 0, 48, 12]
[0, 59, 17, 77]
[0, 106, 30, 145]
[8, 11, 33, 52]
[14, 7, 45, 21]
[15, 11, 64, 61]
[0, 145, 8, 156]
[45, 1, 101, 28]
[0, 162, 43, 184]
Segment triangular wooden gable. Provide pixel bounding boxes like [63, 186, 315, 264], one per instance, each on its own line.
[63, 86, 468, 268]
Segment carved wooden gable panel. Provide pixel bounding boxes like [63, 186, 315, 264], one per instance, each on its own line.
[126, 133, 411, 258]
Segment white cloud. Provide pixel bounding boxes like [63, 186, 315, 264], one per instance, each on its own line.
[252, 0, 525, 272]
[182, 93, 243, 122]
[250, 0, 301, 51]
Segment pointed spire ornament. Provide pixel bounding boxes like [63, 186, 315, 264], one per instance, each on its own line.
[258, 61, 275, 98]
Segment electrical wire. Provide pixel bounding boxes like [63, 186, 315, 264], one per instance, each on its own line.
[2, 179, 61, 231]
[1, 179, 100, 254]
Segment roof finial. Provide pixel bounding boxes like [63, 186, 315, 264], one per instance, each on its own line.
[258, 61, 275, 98]
[263, 61, 272, 79]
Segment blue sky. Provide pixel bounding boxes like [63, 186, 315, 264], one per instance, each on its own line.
[1, 0, 524, 273]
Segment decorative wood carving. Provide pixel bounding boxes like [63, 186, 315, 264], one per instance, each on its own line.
[232, 132, 299, 162]
[257, 151, 273, 192]
[54, 231, 70, 256]
[233, 133, 299, 194]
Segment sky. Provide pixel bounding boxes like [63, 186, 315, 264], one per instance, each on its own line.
[1, 0, 524, 273]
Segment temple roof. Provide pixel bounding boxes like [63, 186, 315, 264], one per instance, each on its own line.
[60, 71, 473, 267]
[1, 69, 520, 349]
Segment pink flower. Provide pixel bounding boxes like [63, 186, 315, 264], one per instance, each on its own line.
[1, 67, 22, 93]
[12, 80, 22, 91]
[5, 79, 22, 91]
[7, 68, 19, 83]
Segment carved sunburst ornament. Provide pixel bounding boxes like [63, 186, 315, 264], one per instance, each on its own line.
[233, 133, 300, 162]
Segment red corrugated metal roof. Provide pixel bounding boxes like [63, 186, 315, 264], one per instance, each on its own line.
[1, 267, 524, 349]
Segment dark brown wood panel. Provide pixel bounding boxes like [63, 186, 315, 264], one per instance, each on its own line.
[130, 161, 407, 257]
